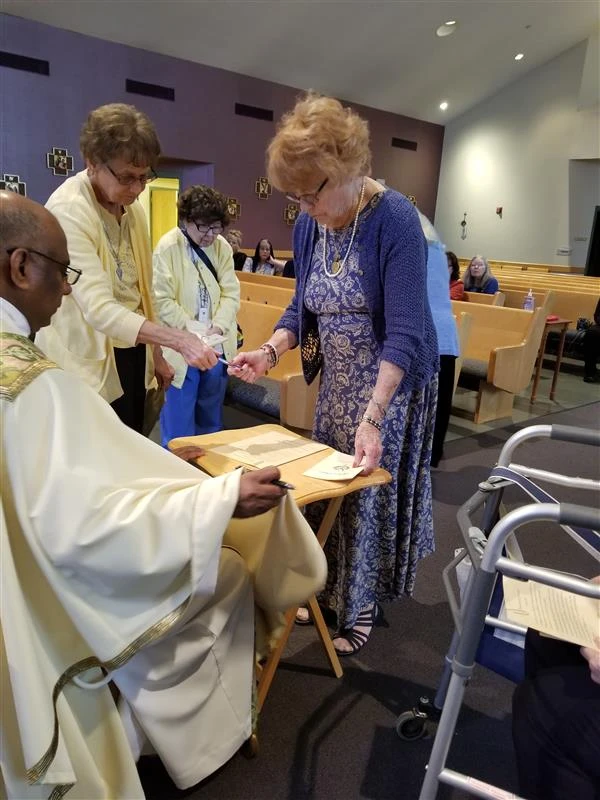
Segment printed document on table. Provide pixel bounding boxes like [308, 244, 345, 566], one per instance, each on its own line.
[503, 577, 600, 648]
[212, 431, 328, 468]
[303, 452, 364, 481]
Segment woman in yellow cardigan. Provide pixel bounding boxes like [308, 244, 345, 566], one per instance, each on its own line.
[38, 104, 217, 433]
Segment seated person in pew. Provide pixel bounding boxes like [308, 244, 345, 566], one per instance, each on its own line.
[242, 238, 287, 275]
[447, 250, 465, 300]
[153, 185, 240, 445]
[582, 297, 600, 383]
[231, 92, 439, 656]
[225, 227, 247, 271]
[512, 622, 600, 799]
[463, 254, 499, 294]
[0, 191, 287, 799]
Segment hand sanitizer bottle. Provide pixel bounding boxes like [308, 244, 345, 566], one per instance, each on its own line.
[523, 289, 535, 311]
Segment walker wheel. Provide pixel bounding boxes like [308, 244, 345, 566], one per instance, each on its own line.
[395, 710, 428, 741]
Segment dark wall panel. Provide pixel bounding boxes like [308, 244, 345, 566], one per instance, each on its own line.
[0, 14, 444, 249]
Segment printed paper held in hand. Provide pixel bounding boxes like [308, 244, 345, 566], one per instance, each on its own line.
[303, 452, 364, 481]
[185, 320, 225, 348]
[503, 577, 600, 648]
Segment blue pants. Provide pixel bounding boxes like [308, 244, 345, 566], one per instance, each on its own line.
[160, 362, 228, 447]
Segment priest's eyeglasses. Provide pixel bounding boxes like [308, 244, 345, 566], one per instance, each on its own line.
[286, 178, 328, 206]
[6, 248, 83, 285]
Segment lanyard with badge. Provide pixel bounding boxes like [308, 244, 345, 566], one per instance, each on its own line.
[185, 236, 212, 326]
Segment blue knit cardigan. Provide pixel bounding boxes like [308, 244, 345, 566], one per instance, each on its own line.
[275, 189, 439, 394]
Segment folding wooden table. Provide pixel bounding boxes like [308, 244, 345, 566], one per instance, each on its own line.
[169, 423, 391, 710]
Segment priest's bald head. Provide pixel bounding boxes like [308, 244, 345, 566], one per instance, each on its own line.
[0, 190, 75, 333]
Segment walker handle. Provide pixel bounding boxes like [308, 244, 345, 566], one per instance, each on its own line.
[550, 425, 600, 447]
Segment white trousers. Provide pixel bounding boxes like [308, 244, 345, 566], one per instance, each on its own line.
[113, 549, 254, 789]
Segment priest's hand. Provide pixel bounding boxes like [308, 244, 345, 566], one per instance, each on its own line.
[170, 445, 206, 464]
[234, 466, 286, 517]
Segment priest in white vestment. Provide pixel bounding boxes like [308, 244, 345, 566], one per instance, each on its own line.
[0, 192, 294, 799]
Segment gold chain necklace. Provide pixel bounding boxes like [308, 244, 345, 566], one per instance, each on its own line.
[323, 177, 366, 278]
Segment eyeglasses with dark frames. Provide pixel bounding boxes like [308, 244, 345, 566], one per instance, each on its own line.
[286, 178, 328, 206]
[6, 248, 82, 285]
[104, 163, 157, 187]
[195, 222, 223, 236]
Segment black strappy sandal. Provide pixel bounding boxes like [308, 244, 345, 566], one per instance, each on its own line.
[333, 603, 386, 656]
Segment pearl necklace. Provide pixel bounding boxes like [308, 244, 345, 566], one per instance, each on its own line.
[323, 177, 366, 278]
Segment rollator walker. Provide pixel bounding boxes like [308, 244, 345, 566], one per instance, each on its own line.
[396, 423, 600, 800]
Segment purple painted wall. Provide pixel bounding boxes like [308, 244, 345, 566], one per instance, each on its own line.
[1, 14, 444, 250]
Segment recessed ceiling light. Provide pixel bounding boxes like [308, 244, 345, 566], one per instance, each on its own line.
[436, 21, 458, 37]
[439, 101, 449, 111]
[515, 53, 524, 61]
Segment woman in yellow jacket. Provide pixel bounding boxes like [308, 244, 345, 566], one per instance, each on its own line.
[38, 104, 217, 433]
[153, 185, 240, 445]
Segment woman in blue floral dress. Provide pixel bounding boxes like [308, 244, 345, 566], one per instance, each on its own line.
[230, 93, 439, 655]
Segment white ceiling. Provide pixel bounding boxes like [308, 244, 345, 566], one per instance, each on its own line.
[4, 0, 599, 123]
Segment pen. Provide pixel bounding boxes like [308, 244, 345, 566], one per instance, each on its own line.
[218, 357, 241, 370]
[272, 479, 296, 490]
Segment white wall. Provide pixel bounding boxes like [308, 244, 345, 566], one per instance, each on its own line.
[434, 40, 599, 265]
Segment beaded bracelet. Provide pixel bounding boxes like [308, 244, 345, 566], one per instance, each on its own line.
[259, 342, 279, 369]
[361, 414, 382, 432]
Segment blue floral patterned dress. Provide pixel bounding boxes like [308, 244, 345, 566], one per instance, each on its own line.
[304, 199, 437, 630]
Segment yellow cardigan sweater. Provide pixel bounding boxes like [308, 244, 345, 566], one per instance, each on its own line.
[37, 171, 156, 403]
[152, 227, 240, 388]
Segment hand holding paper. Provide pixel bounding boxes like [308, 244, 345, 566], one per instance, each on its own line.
[303, 452, 364, 481]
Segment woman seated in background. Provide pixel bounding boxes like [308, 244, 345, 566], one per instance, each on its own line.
[447, 250, 465, 300]
[153, 185, 240, 445]
[462, 254, 499, 294]
[242, 238, 286, 275]
[225, 228, 247, 271]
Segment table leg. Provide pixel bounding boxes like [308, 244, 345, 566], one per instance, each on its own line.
[530, 329, 549, 403]
[315, 496, 344, 546]
[549, 325, 568, 401]
[256, 607, 296, 712]
[256, 495, 345, 710]
[307, 595, 343, 678]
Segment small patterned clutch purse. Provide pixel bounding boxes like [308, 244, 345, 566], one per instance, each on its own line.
[301, 322, 322, 385]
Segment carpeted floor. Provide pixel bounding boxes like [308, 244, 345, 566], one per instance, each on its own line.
[139, 400, 600, 800]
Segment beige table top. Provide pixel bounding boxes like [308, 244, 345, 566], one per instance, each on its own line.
[169, 423, 391, 505]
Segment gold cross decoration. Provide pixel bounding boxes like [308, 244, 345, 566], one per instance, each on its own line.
[255, 177, 272, 200]
[46, 147, 74, 177]
[227, 198, 241, 220]
[284, 203, 299, 226]
[0, 174, 26, 196]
